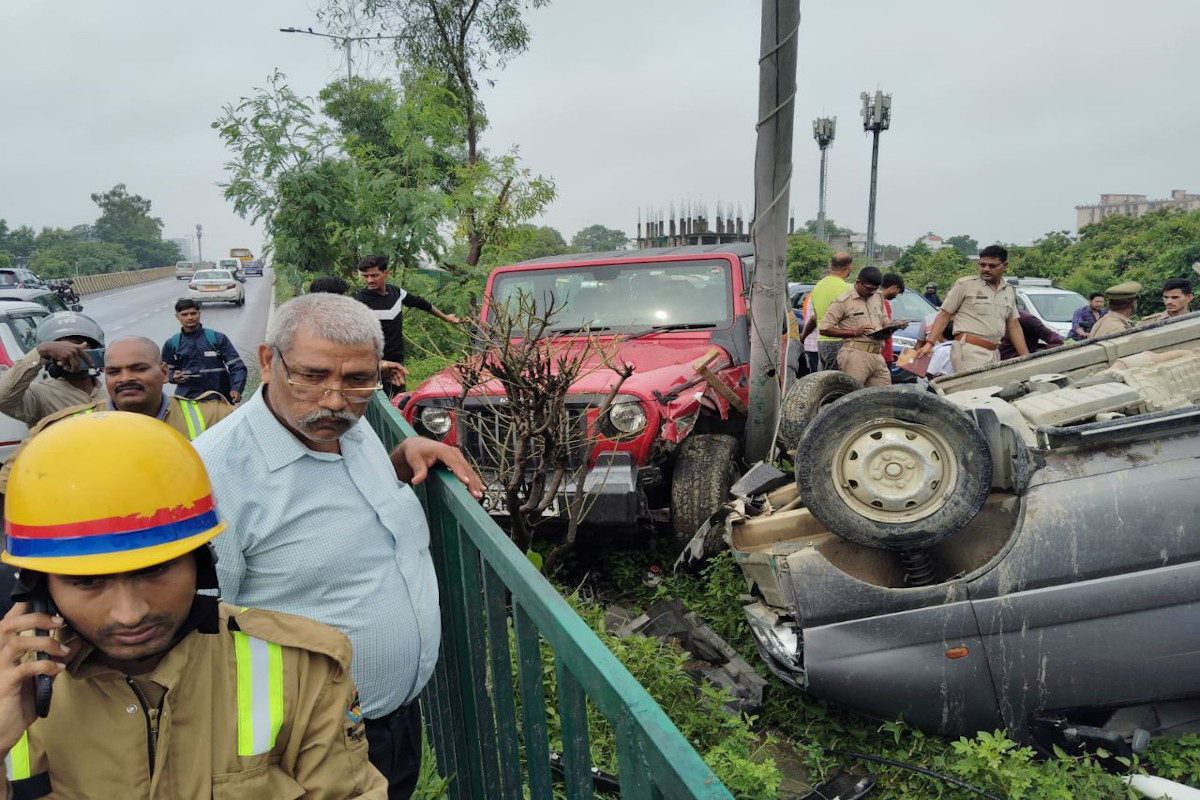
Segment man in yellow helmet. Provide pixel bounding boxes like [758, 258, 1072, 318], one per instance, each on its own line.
[0, 412, 387, 798]
[0, 336, 233, 493]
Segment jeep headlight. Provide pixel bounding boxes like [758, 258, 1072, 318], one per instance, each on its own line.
[608, 401, 647, 435]
[419, 406, 452, 436]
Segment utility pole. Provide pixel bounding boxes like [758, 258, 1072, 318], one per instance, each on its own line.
[745, 0, 801, 464]
[195, 224, 203, 263]
[812, 117, 836, 243]
[279, 27, 403, 82]
[861, 90, 892, 264]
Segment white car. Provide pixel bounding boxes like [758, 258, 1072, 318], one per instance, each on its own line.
[187, 269, 245, 306]
[217, 258, 246, 281]
[0, 301, 53, 464]
[1007, 278, 1088, 338]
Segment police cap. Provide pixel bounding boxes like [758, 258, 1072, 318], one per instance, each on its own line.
[1105, 281, 1142, 302]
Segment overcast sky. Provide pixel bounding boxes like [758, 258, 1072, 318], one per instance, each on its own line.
[2, 1, 1197, 261]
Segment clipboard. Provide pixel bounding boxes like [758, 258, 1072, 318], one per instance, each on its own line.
[866, 320, 911, 340]
[896, 347, 931, 377]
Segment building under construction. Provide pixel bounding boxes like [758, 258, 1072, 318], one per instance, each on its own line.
[637, 202, 779, 249]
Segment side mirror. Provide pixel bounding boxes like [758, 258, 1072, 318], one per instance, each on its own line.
[70, 304, 83, 312]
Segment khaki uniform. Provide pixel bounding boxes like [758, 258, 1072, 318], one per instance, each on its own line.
[1137, 310, 1186, 327]
[940, 275, 1018, 373]
[822, 287, 892, 387]
[0, 348, 106, 425]
[0, 395, 234, 492]
[1, 604, 387, 799]
[1088, 312, 1135, 338]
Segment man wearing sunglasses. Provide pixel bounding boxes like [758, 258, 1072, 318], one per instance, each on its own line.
[193, 293, 484, 800]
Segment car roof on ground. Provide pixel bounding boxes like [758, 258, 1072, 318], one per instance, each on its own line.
[508, 242, 756, 267]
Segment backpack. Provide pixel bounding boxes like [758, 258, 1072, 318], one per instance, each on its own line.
[167, 328, 220, 361]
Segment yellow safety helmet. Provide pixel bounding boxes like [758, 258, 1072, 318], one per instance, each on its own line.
[3, 411, 226, 576]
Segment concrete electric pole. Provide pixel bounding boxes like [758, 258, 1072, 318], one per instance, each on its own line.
[812, 117, 836, 243]
[745, 0, 801, 464]
[861, 90, 892, 264]
[195, 224, 203, 263]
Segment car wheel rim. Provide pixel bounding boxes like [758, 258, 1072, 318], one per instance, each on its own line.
[830, 419, 957, 523]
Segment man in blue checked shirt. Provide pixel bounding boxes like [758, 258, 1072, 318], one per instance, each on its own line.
[194, 293, 484, 800]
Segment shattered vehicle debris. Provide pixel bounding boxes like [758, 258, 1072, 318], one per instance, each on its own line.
[732, 313, 1200, 754]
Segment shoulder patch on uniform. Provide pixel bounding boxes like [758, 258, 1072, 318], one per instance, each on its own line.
[344, 690, 366, 744]
[223, 604, 353, 672]
[30, 400, 107, 434]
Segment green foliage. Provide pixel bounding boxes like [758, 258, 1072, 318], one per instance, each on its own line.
[571, 224, 628, 252]
[786, 234, 835, 282]
[893, 240, 973, 291]
[799, 218, 854, 238]
[1143, 733, 1200, 784]
[1006, 209, 1200, 315]
[28, 240, 137, 278]
[90, 184, 180, 268]
[944, 234, 979, 258]
[0, 225, 37, 258]
[0, 253, 9, 269]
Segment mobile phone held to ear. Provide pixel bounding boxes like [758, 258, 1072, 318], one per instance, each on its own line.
[29, 596, 56, 717]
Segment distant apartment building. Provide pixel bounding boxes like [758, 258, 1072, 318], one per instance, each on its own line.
[170, 237, 194, 261]
[1075, 189, 1200, 231]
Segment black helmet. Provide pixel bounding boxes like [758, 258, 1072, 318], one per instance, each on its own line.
[35, 312, 104, 348]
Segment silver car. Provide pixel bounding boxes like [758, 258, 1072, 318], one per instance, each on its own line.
[187, 269, 245, 307]
[736, 313, 1200, 756]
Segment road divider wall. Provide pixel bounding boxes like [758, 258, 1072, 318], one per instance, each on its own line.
[74, 266, 175, 296]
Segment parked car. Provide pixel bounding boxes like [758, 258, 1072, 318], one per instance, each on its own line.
[243, 259, 264, 277]
[175, 261, 197, 280]
[0, 289, 78, 314]
[0, 269, 47, 289]
[0, 301, 53, 464]
[402, 244, 755, 543]
[734, 312, 1200, 755]
[1006, 277, 1088, 339]
[187, 269, 245, 306]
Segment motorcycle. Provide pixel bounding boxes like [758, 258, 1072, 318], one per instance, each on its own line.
[50, 279, 81, 307]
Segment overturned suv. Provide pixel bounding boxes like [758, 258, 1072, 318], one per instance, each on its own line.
[734, 313, 1200, 754]
[401, 244, 755, 542]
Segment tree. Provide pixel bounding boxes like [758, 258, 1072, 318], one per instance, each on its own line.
[571, 224, 628, 252]
[90, 184, 179, 268]
[786, 234, 834, 282]
[2, 226, 37, 258]
[28, 240, 136, 278]
[318, 0, 555, 267]
[944, 234, 978, 258]
[799, 218, 853, 238]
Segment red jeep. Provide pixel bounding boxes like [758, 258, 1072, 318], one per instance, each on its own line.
[400, 244, 753, 542]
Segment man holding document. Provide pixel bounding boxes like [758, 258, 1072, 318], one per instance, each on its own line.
[820, 266, 905, 387]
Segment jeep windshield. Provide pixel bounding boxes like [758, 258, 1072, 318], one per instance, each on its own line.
[488, 259, 734, 334]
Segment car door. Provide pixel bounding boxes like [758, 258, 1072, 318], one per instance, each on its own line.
[968, 413, 1200, 736]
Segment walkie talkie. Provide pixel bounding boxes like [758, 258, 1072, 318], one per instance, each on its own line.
[29, 595, 56, 717]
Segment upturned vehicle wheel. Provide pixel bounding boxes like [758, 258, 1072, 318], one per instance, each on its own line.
[780, 371, 862, 453]
[796, 388, 992, 550]
[671, 433, 739, 549]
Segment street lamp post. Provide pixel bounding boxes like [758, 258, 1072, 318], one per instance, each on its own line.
[812, 117, 836, 243]
[279, 27, 404, 81]
[196, 224, 203, 263]
[860, 90, 892, 264]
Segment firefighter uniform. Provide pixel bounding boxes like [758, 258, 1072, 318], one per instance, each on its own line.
[822, 286, 892, 387]
[939, 275, 1019, 373]
[0, 394, 234, 494]
[0, 411, 387, 798]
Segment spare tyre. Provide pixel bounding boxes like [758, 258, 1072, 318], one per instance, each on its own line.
[780, 371, 862, 453]
[795, 387, 992, 550]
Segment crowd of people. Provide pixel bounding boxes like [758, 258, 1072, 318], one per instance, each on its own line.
[0, 259, 481, 798]
[790, 246, 1195, 387]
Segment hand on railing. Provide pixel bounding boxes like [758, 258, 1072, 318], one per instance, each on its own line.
[390, 437, 485, 499]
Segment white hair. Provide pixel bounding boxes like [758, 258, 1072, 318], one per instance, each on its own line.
[269, 293, 384, 359]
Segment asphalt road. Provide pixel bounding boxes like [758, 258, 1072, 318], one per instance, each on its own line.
[79, 270, 275, 377]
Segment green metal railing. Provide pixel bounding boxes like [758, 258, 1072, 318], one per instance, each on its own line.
[366, 397, 734, 800]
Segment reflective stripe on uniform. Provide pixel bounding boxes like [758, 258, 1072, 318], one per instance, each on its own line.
[5, 732, 31, 779]
[232, 631, 284, 756]
[177, 399, 207, 440]
[73, 408, 95, 416]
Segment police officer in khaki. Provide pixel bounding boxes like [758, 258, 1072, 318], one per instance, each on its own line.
[917, 245, 1028, 372]
[820, 266, 892, 387]
[1089, 281, 1141, 338]
[1139, 278, 1193, 326]
[0, 412, 387, 798]
[0, 337, 234, 493]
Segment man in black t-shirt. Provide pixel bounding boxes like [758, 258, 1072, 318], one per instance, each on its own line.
[354, 254, 461, 396]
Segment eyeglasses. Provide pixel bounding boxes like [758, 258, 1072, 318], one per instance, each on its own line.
[273, 348, 382, 405]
